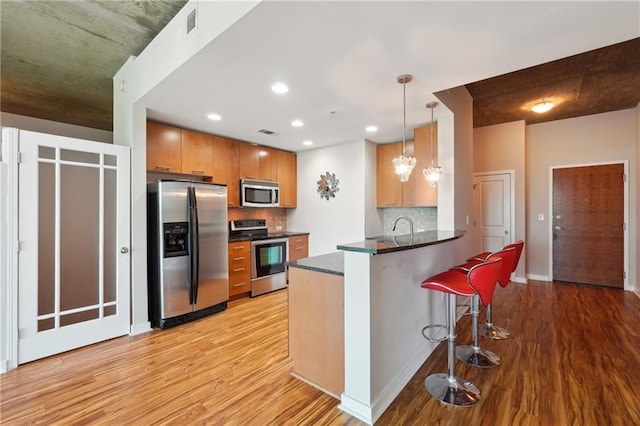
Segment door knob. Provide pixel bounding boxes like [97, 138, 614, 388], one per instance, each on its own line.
[504, 230, 509, 235]
[120, 247, 129, 254]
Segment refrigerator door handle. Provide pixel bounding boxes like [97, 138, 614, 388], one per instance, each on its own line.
[189, 186, 200, 305]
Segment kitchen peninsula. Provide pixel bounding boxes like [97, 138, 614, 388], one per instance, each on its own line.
[288, 230, 466, 425]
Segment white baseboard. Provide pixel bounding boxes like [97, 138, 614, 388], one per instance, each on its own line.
[526, 274, 550, 282]
[339, 342, 435, 425]
[513, 276, 527, 284]
[130, 321, 152, 336]
[1, 359, 8, 374]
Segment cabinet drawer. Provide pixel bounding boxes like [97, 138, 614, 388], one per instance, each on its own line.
[228, 241, 251, 296]
[288, 235, 309, 262]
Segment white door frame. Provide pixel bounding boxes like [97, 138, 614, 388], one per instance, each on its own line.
[548, 160, 629, 290]
[1, 128, 20, 373]
[472, 170, 515, 253]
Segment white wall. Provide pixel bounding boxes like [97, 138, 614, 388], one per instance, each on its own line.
[525, 109, 637, 289]
[1, 112, 113, 144]
[474, 121, 527, 281]
[113, 1, 260, 333]
[434, 86, 475, 260]
[288, 140, 368, 256]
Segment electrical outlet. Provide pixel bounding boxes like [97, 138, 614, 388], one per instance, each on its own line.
[538, 213, 544, 221]
[276, 225, 283, 231]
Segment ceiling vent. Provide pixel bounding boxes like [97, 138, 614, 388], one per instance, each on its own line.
[257, 129, 277, 135]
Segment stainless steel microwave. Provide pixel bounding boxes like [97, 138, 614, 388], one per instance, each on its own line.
[241, 179, 280, 207]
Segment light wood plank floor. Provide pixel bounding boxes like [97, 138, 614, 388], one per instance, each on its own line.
[2, 280, 639, 425]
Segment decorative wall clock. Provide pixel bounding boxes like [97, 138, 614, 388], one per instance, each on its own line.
[317, 171, 339, 200]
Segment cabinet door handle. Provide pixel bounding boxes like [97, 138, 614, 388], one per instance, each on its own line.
[154, 165, 171, 171]
[233, 246, 245, 250]
[192, 170, 205, 175]
[233, 257, 245, 261]
[233, 268, 245, 272]
[295, 247, 303, 251]
[233, 282, 246, 287]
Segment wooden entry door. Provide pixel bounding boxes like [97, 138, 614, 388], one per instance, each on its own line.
[552, 164, 624, 288]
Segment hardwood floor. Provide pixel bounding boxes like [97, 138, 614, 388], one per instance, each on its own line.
[2, 280, 639, 425]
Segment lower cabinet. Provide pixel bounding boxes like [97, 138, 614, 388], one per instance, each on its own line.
[228, 241, 251, 297]
[288, 235, 309, 262]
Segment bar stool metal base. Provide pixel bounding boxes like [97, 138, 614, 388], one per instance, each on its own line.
[479, 323, 511, 340]
[425, 373, 480, 407]
[455, 345, 500, 368]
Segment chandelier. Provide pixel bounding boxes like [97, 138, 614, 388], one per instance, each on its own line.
[392, 74, 416, 182]
[422, 101, 442, 187]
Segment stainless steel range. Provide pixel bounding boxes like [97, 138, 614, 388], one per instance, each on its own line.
[229, 219, 288, 297]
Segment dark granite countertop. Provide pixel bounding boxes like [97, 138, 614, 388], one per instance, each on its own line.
[229, 231, 309, 243]
[337, 230, 465, 255]
[286, 251, 344, 276]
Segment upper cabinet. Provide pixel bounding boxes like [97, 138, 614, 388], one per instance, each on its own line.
[410, 124, 437, 207]
[181, 129, 214, 177]
[376, 127, 437, 208]
[239, 144, 277, 181]
[376, 142, 403, 207]
[238, 143, 260, 180]
[147, 121, 297, 208]
[147, 122, 182, 173]
[212, 136, 240, 207]
[277, 150, 297, 208]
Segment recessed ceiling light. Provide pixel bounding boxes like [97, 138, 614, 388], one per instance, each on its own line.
[365, 125, 378, 132]
[531, 101, 554, 113]
[207, 113, 221, 121]
[271, 82, 289, 94]
[291, 119, 304, 127]
[302, 140, 313, 146]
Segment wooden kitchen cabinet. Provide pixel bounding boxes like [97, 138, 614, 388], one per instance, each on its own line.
[181, 129, 214, 177]
[213, 136, 240, 207]
[376, 142, 403, 207]
[228, 241, 251, 297]
[147, 121, 182, 173]
[409, 124, 438, 207]
[259, 146, 278, 182]
[238, 143, 260, 180]
[239, 143, 278, 182]
[277, 150, 297, 208]
[288, 234, 308, 262]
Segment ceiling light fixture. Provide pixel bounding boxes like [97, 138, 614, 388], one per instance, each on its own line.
[392, 74, 416, 182]
[291, 119, 304, 127]
[423, 102, 442, 187]
[271, 82, 289, 94]
[531, 101, 554, 113]
[302, 140, 313, 146]
[365, 125, 378, 132]
[207, 113, 221, 121]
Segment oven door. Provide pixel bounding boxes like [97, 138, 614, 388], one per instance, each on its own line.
[251, 238, 288, 279]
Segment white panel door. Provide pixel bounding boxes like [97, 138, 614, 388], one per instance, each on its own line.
[18, 131, 130, 364]
[473, 173, 511, 254]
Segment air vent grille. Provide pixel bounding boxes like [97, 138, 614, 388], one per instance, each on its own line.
[257, 129, 277, 135]
[186, 9, 197, 34]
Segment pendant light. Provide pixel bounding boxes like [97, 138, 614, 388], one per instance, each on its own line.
[392, 74, 416, 182]
[423, 101, 442, 187]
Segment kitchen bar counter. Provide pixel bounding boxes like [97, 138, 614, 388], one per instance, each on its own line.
[336, 229, 469, 424]
[286, 251, 344, 276]
[337, 230, 464, 255]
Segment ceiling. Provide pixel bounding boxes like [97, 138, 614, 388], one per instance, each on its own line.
[1, 1, 639, 151]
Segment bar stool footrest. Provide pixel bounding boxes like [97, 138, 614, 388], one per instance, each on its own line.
[421, 324, 447, 342]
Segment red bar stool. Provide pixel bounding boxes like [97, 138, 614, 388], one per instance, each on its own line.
[452, 246, 517, 368]
[468, 241, 524, 340]
[421, 258, 502, 407]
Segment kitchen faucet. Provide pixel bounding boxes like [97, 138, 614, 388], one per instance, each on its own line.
[392, 216, 414, 236]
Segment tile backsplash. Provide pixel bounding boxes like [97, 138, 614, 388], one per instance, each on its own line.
[381, 207, 437, 234]
[228, 208, 287, 233]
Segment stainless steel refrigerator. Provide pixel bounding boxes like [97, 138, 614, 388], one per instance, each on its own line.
[147, 180, 229, 329]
